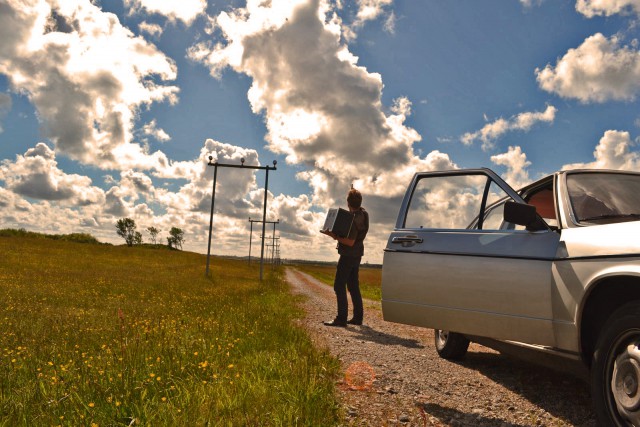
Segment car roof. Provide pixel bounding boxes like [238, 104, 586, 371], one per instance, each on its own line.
[516, 169, 640, 193]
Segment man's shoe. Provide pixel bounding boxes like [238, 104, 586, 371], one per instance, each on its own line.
[347, 318, 363, 325]
[323, 319, 347, 327]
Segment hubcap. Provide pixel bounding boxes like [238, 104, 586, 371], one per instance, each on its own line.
[612, 342, 640, 425]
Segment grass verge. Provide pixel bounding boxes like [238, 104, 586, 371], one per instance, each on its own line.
[0, 235, 341, 426]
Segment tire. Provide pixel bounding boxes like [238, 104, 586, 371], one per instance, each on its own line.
[434, 329, 470, 360]
[591, 302, 640, 427]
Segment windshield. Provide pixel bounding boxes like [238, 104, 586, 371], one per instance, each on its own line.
[567, 173, 640, 225]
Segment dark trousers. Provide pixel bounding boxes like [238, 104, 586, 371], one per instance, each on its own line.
[333, 255, 363, 322]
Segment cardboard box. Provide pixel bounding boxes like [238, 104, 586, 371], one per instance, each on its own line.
[321, 208, 353, 237]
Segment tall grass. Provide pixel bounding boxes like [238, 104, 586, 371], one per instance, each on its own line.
[294, 263, 382, 302]
[0, 235, 341, 426]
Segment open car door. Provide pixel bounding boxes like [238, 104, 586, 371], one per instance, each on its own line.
[382, 169, 560, 346]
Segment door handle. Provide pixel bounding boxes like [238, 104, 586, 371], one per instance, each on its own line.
[391, 235, 423, 244]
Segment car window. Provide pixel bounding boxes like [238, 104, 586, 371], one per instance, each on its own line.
[403, 174, 524, 230]
[567, 173, 640, 224]
[404, 174, 488, 229]
[523, 187, 557, 227]
[481, 182, 518, 230]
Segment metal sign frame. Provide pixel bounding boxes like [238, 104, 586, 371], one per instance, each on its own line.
[205, 156, 277, 281]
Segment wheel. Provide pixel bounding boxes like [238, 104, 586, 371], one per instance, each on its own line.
[434, 329, 470, 360]
[592, 302, 640, 426]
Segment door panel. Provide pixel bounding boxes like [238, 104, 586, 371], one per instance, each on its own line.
[382, 169, 560, 346]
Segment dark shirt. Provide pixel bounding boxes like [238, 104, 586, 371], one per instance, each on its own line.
[338, 208, 369, 257]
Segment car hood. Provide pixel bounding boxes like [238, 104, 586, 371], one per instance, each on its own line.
[560, 220, 640, 258]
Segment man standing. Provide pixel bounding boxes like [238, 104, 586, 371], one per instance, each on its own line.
[321, 188, 369, 327]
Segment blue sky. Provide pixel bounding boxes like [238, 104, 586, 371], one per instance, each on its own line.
[1, 0, 640, 262]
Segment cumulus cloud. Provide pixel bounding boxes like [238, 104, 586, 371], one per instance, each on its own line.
[124, 0, 207, 25]
[461, 105, 557, 151]
[576, 0, 640, 17]
[490, 146, 532, 188]
[338, 0, 395, 41]
[142, 119, 171, 142]
[563, 130, 640, 170]
[0, 143, 105, 205]
[0, 0, 179, 169]
[536, 33, 640, 103]
[353, 0, 394, 31]
[188, 1, 441, 205]
[139, 21, 163, 38]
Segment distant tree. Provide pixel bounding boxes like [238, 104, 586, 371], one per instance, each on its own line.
[115, 218, 138, 247]
[147, 226, 159, 244]
[133, 231, 143, 245]
[167, 227, 185, 250]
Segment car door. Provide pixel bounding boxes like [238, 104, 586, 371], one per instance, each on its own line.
[382, 169, 561, 346]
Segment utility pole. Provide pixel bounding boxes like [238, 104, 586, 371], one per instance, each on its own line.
[248, 218, 278, 266]
[205, 157, 277, 281]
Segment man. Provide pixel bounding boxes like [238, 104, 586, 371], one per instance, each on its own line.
[320, 188, 369, 327]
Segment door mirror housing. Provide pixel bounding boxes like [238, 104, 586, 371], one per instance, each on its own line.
[504, 201, 546, 230]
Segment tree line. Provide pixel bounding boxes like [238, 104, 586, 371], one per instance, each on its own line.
[115, 218, 185, 250]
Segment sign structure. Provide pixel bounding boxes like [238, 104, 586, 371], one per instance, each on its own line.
[205, 157, 277, 281]
[248, 218, 279, 266]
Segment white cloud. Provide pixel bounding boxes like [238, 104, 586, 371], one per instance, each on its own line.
[338, 0, 395, 40]
[139, 21, 163, 38]
[383, 10, 396, 34]
[124, 0, 207, 25]
[189, 1, 428, 199]
[354, 0, 394, 28]
[0, 0, 179, 169]
[142, 119, 171, 142]
[576, 0, 640, 17]
[520, 0, 545, 8]
[536, 33, 640, 103]
[461, 105, 557, 151]
[563, 130, 640, 170]
[490, 146, 532, 188]
[0, 143, 106, 205]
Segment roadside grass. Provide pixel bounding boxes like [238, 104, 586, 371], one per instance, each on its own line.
[293, 263, 382, 302]
[0, 235, 341, 426]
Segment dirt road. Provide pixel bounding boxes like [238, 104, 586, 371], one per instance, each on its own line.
[286, 268, 597, 427]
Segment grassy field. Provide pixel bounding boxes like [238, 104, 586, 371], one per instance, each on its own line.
[0, 234, 341, 426]
[293, 263, 382, 302]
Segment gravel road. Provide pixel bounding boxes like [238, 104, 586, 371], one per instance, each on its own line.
[285, 268, 598, 427]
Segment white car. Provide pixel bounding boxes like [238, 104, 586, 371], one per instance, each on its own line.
[381, 168, 640, 426]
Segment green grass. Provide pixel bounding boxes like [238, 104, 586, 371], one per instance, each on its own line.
[0, 235, 341, 426]
[294, 263, 382, 302]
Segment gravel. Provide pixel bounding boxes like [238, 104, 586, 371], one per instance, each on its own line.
[286, 268, 598, 427]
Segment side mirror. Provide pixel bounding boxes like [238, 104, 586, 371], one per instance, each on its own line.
[504, 201, 537, 227]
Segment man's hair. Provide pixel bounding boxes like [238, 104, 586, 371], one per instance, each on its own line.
[347, 188, 362, 208]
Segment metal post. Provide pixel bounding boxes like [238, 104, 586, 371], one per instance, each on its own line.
[248, 218, 253, 266]
[259, 167, 269, 281]
[271, 221, 277, 267]
[205, 163, 218, 277]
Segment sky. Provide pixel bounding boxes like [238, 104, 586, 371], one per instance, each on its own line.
[1, 0, 640, 264]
